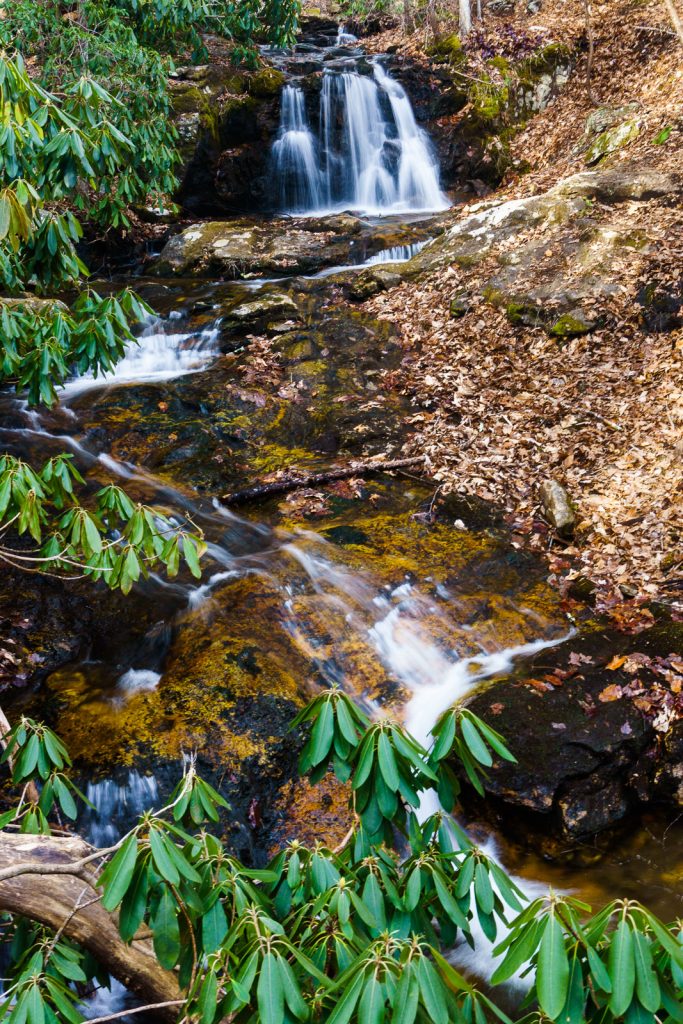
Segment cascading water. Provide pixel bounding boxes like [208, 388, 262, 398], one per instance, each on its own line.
[272, 86, 322, 214]
[274, 62, 449, 216]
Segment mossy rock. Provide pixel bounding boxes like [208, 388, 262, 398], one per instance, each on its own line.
[584, 120, 639, 166]
[427, 33, 466, 64]
[549, 310, 595, 338]
[249, 67, 287, 97]
[469, 79, 510, 124]
[517, 42, 572, 80]
[506, 300, 543, 327]
[171, 83, 210, 117]
[449, 293, 469, 318]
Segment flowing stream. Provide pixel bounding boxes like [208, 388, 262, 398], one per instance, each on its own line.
[1, 21, 681, 1023]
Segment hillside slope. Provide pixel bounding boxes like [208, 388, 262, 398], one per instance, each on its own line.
[359, 0, 682, 606]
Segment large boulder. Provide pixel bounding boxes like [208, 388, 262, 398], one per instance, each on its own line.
[153, 218, 355, 278]
[170, 65, 286, 214]
[461, 617, 683, 842]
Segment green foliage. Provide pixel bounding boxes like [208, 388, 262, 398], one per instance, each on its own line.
[1, 694, 682, 1024]
[0, 454, 206, 589]
[337, 0, 399, 23]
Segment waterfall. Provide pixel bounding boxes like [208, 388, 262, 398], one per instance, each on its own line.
[274, 64, 449, 217]
[336, 24, 358, 44]
[272, 86, 322, 214]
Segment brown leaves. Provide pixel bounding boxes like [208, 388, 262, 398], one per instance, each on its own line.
[599, 683, 623, 702]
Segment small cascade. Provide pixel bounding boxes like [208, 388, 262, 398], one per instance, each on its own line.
[272, 86, 322, 214]
[274, 62, 449, 216]
[364, 240, 428, 265]
[336, 24, 358, 45]
[63, 314, 220, 395]
[82, 771, 159, 847]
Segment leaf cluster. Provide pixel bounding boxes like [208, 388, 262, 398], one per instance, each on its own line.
[0, 454, 206, 589]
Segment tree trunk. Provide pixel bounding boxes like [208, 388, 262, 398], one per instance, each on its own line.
[0, 833, 181, 1021]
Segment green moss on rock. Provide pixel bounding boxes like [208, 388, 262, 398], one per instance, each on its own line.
[249, 67, 287, 97]
[584, 119, 640, 166]
[427, 33, 466, 64]
[550, 311, 594, 338]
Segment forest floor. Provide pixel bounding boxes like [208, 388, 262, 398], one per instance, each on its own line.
[353, 0, 683, 612]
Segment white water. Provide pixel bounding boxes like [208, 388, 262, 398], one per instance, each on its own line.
[117, 667, 162, 694]
[273, 87, 323, 213]
[337, 24, 358, 45]
[62, 317, 220, 395]
[82, 771, 159, 847]
[274, 64, 449, 216]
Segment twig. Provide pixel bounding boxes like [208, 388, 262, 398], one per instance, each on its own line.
[80, 999, 185, 1024]
[661, 0, 683, 44]
[46, 887, 101, 958]
[583, 0, 596, 105]
[221, 456, 427, 506]
[635, 23, 678, 34]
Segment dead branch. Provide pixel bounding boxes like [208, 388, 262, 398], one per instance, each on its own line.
[0, 832, 181, 1020]
[662, 0, 683, 44]
[221, 456, 427, 505]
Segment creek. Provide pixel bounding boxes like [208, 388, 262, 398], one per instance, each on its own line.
[0, 21, 681, 1021]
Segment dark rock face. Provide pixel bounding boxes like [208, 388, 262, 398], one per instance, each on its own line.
[171, 66, 284, 215]
[462, 619, 683, 842]
[0, 566, 164, 695]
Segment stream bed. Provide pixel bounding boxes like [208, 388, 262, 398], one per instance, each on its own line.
[0, 20, 681, 1020]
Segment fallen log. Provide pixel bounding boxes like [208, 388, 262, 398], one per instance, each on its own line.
[0, 833, 181, 1021]
[222, 456, 426, 505]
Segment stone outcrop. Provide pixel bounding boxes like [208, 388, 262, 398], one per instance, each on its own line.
[153, 217, 357, 278]
[398, 165, 680, 334]
[462, 617, 683, 843]
[170, 65, 286, 214]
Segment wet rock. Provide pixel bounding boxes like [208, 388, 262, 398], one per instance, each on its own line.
[349, 268, 402, 301]
[461, 616, 683, 842]
[220, 292, 300, 332]
[169, 64, 284, 215]
[557, 778, 630, 836]
[539, 479, 576, 536]
[153, 219, 353, 278]
[584, 119, 640, 166]
[463, 650, 654, 839]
